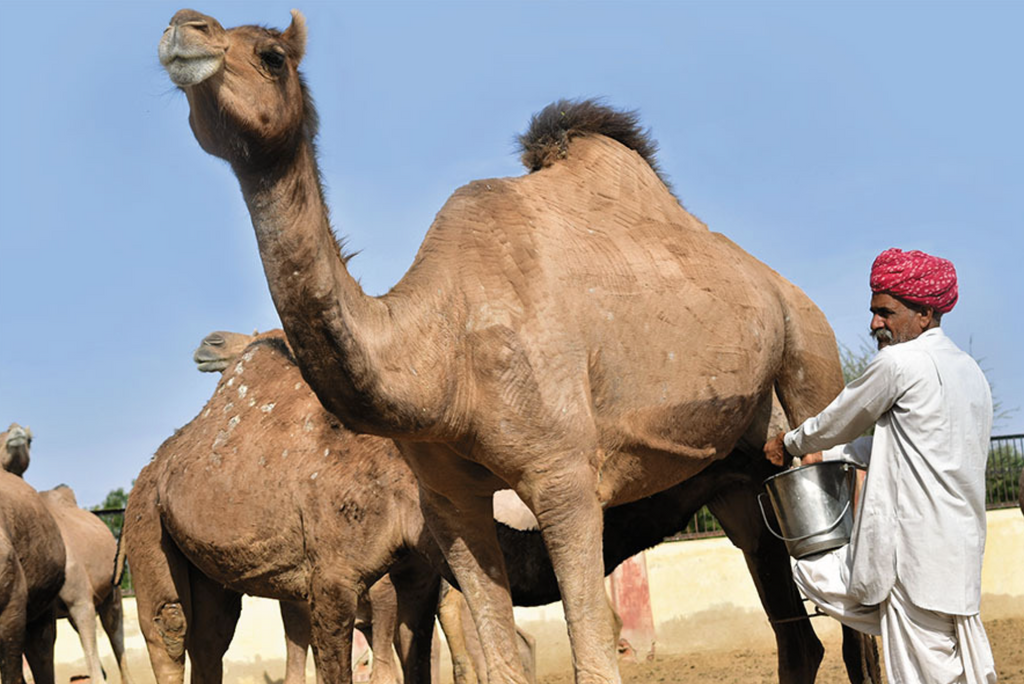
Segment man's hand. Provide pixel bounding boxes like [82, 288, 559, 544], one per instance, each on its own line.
[802, 451, 824, 465]
[764, 432, 792, 468]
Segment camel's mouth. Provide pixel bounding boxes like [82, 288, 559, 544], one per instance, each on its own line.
[5, 435, 28, 449]
[161, 53, 224, 87]
[195, 359, 229, 373]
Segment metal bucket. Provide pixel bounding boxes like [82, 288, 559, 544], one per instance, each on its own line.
[759, 461, 859, 559]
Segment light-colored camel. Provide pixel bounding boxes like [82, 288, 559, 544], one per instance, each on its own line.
[39, 486, 135, 684]
[120, 330, 441, 684]
[159, 11, 853, 683]
[0, 471, 67, 684]
[1, 423, 32, 477]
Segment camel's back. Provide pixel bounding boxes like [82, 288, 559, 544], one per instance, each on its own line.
[40, 487, 118, 597]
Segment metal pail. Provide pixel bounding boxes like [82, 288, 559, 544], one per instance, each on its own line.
[759, 461, 859, 559]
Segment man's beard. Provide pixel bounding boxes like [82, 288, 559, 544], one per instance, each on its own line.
[871, 327, 895, 349]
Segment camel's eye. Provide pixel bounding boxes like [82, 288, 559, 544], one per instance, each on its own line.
[261, 49, 286, 70]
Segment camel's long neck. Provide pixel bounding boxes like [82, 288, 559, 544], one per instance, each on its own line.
[234, 142, 456, 438]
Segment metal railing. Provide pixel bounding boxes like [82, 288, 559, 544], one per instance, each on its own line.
[92, 435, 1023, 569]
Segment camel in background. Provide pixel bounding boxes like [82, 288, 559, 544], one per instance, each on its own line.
[158, 10, 870, 683]
[0, 471, 66, 684]
[1, 423, 32, 477]
[2, 429, 134, 684]
[40, 486, 134, 684]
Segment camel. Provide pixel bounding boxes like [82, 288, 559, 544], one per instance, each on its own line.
[159, 11, 860, 683]
[38, 486, 135, 684]
[0, 471, 67, 684]
[1, 423, 32, 477]
[1, 429, 135, 684]
[120, 330, 441, 684]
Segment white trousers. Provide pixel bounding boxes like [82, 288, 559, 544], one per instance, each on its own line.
[793, 547, 997, 683]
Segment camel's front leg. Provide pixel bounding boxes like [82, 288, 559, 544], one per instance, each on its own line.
[518, 460, 620, 684]
[415, 481, 528, 684]
[279, 600, 312, 684]
[308, 568, 357, 684]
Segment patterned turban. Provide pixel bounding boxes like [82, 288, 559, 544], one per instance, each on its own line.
[870, 248, 958, 313]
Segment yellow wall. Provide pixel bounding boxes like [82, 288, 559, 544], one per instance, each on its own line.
[53, 509, 1023, 684]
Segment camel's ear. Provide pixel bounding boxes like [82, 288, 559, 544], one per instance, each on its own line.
[283, 10, 307, 63]
[24, 427, 32, 441]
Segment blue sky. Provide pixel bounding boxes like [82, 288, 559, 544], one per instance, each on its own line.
[1, 1, 1021, 507]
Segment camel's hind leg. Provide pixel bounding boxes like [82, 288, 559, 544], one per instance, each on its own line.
[62, 576, 107, 684]
[707, 479, 824, 684]
[388, 560, 440, 684]
[98, 586, 134, 684]
[184, 566, 242, 684]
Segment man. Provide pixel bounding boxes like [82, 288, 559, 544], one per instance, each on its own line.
[764, 248, 997, 683]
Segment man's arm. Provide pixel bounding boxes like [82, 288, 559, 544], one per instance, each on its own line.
[783, 352, 899, 457]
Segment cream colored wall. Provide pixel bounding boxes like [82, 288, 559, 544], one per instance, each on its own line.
[53, 509, 1023, 684]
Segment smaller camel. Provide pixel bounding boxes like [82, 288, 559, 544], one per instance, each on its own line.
[0, 471, 67, 684]
[1, 423, 32, 477]
[40, 485, 134, 684]
[120, 330, 444, 684]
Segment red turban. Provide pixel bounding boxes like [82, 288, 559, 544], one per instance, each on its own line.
[870, 248, 958, 313]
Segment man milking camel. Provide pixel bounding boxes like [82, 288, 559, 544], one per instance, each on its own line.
[764, 248, 997, 683]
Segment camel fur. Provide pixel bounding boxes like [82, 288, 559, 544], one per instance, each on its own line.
[119, 331, 441, 684]
[0, 471, 66, 684]
[158, 11, 867, 683]
[37, 486, 134, 684]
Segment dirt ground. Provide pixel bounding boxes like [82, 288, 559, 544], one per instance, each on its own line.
[539, 616, 1024, 683]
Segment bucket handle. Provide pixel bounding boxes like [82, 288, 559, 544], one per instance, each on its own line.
[757, 492, 852, 543]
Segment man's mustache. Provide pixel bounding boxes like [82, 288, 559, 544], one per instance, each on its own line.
[871, 327, 894, 344]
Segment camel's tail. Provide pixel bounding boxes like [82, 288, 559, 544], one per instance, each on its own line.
[113, 523, 127, 587]
[517, 98, 671, 191]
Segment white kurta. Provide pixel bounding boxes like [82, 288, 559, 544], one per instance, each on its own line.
[784, 327, 992, 615]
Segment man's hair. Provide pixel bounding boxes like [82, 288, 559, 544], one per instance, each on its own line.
[893, 294, 943, 324]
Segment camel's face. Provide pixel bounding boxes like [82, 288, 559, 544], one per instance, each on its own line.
[1, 422, 32, 476]
[160, 9, 309, 167]
[193, 330, 256, 373]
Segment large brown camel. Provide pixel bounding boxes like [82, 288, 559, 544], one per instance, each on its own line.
[1, 423, 32, 477]
[39, 486, 134, 684]
[0, 471, 66, 684]
[159, 11, 859, 683]
[119, 331, 441, 684]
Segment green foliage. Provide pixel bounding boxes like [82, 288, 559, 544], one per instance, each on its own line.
[839, 339, 875, 386]
[91, 485, 132, 594]
[91, 487, 127, 540]
[986, 441, 1023, 508]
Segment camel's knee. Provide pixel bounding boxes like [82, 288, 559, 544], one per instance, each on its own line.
[153, 602, 187, 659]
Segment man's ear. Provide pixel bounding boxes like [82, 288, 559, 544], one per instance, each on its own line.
[917, 306, 936, 331]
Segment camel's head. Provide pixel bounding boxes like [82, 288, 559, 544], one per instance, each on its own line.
[193, 330, 257, 373]
[159, 9, 312, 169]
[1, 422, 32, 477]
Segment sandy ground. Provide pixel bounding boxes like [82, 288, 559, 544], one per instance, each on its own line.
[538, 616, 1024, 684]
